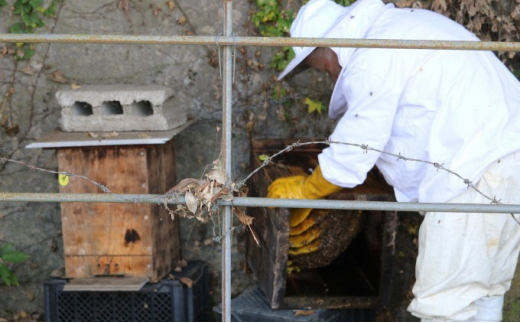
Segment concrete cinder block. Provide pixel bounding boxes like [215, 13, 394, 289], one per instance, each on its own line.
[56, 85, 187, 132]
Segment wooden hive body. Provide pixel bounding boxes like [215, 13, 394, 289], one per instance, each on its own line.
[247, 139, 398, 309]
[57, 140, 180, 282]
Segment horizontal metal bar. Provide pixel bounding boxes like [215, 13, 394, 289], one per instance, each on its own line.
[0, 34, 519, 51]
[1, 192, 520, 214]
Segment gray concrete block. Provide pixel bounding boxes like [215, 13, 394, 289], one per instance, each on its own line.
[56, 85, 187, 132]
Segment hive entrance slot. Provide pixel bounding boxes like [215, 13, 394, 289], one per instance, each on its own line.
[71, 101, 93, 116]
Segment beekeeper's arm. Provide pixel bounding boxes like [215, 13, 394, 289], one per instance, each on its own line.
[267, 70, 399, 222]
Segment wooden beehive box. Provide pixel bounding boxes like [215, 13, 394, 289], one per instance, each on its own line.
[246, 139, 398, 309]
[57, 140, 179, 283]
[25, 128, 193, 284]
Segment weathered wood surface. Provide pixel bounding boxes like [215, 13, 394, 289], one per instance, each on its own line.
[57, 140, 180, 282]
[63, 276, 149, 291]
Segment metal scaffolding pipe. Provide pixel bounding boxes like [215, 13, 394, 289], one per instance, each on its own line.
[2, 193, 520, 214]
[221, 1, 233, 321]
[0, 34, 520, 51]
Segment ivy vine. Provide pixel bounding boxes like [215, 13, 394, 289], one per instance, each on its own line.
[0, 0, 59, 60]
[252, 0, 353, 72]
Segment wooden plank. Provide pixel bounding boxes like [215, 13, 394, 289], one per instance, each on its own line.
[26, 119, 195, 149]
[58, 146, 154, 278]
[64, 256, 153, 279]
[146, 139, 181, 282]
[64, 276, 149, 292]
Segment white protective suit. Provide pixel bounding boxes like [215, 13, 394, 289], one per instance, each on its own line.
[281, 0, 520, 321]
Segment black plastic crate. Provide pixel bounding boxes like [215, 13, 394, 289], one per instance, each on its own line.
[213, 287, 375, 322]
[44, 260, 211, 322]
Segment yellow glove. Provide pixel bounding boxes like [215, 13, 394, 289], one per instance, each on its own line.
[267, 165, 342, 227]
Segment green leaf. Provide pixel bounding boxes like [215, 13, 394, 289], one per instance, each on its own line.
[22, 47, 35, 60]
[0, 265, 18, 286]
[0, 0, 7, 7]
[0, 244, 14, 257]
[10, 22, 23, 34]
[2, 251, 29, 263]
[305, 97, 325, 114]
[29, 0, 42, 8]
[43, 2, 56, 17]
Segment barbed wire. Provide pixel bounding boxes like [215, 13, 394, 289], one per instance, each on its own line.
[237, 139, 520, 225]
[0, 156, 166, 204]
[1, 138, 519, 226]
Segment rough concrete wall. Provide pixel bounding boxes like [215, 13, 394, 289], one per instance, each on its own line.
[2, 1, 518, 321]
[0, 0, 335, 316]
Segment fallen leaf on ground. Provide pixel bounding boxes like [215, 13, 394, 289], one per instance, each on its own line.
[294, 310, 314, 316]
[71, 84, 81, 90]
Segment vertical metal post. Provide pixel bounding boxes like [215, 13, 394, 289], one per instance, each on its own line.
[221, 0, 233, 322]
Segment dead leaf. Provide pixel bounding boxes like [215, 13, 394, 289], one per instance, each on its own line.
[247, 59, 264, 71]
[206, 169, 227, 185]
[276, 105, 286, 121]
[179, 277, 193, 288]
[87, 132, 99, 138]
[210, 187, 229, 203]
[153, 7, 160, 16]
[71, 84, 81, 90]
[185, 191, 198, 213]
[5, 124, 19, 136]
[257, 108, 267, 121]
[234, 206, 253, 226]
[118, 0, 130, 14]
[48, 70, 69, 84]
[21, 64, 33, 75]
[138, 133, 152, 139]
[166, 178, 202, 194]
[167, 0, 175, 11]
[177, 15, 187, 25]
[105, 131, 119, 138]
[0, 46, 7, 57]
[246, 120, 254, 133]
[294, 310, 314, 316]
[26, 291, 35, 301]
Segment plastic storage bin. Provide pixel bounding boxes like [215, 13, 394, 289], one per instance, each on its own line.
[44, 260, 211, 322]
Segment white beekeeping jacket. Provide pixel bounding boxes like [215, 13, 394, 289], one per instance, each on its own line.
[317, 0, 520, 203]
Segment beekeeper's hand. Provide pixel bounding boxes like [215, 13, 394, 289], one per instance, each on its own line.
[267, 165, 342, 227]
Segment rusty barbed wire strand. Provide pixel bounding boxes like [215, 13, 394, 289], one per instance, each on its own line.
[0, 156, 180, 204]
[2, 139, 520, 225]
[236, 140, 520, 224]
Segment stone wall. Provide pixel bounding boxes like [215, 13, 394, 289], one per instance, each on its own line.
[1, 1, 519, 321]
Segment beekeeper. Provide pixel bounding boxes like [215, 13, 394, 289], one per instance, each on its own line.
[267, 0, 520, 321]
